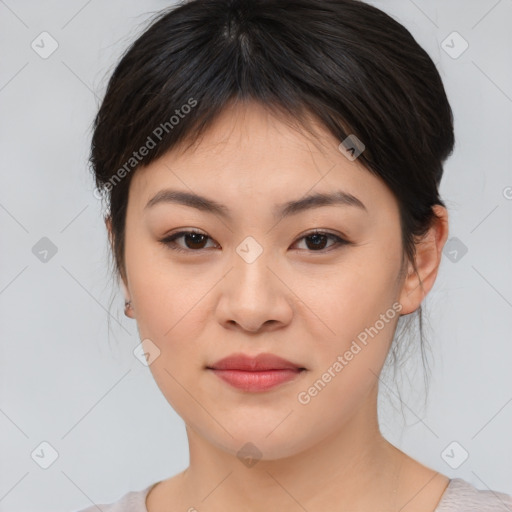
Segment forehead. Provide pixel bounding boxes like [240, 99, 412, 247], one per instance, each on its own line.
[128, 101, 398, 218]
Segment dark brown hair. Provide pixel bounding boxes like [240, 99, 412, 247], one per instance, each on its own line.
[90, 0, 454, 401]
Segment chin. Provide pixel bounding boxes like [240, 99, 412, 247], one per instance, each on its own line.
[190, 417, 321, 463]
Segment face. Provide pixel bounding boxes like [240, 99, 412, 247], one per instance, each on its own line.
[120, 101, 409, 460]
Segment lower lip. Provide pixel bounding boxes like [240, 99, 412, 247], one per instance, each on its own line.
[209, 369, 303, 392]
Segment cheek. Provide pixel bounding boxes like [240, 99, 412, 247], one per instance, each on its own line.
[124, 230, 212, 338]
[302, 250, 400, 335]
[293, 265, 401, 429]
[294, 247, 402, 400]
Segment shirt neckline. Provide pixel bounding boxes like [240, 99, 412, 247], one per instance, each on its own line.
[142, 478, 457, 512]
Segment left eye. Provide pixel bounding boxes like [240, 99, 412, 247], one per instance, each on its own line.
[159, 230, 350, 254]
[293, 231, 349, 251]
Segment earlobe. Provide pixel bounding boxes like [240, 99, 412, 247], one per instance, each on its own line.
[120, 278, 135, 318]
[124, 299, 134, 318]
[398, 205, 449, 315]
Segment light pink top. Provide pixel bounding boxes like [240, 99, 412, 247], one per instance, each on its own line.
[75, 478, 512, 511]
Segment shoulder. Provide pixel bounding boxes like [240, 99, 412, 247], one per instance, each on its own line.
[435, 478, 512, 512]
[74, 482, 158, 512]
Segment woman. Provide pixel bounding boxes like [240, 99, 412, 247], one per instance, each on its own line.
[78, 0, 512, 510]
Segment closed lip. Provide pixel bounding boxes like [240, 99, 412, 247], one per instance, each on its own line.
[207, 353, 306, 371]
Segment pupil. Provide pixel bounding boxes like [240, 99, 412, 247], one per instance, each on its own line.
[186, 233, 205, 248]
[307, 234, 326, 250]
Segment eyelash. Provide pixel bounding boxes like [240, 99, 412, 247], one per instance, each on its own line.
[158, 229, 351, 254]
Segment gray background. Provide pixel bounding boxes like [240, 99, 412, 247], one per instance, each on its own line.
[0, 1, 511, 510]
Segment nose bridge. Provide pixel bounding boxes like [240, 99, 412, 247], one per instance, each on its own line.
[216, 234, 290, 331]
[232, 234, 274, 297]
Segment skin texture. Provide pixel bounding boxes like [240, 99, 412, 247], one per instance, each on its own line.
[107, 101, 450, 511]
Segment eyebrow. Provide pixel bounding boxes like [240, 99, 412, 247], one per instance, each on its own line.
[144, 188, 367, 220]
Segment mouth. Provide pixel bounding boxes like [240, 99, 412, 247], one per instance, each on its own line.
[206, 353, 307, 392]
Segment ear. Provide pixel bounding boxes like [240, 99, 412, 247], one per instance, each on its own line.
[398, 205, 449, 315]
[104, 215, 114, 251]
[105, 215, 135, 318]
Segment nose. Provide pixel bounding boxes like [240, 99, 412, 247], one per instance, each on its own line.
[215, 249, 293, 334]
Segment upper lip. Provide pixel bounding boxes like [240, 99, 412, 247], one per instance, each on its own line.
[208, 353, 305, 371]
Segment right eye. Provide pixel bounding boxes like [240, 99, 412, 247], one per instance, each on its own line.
[159, 230, 219, 254]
